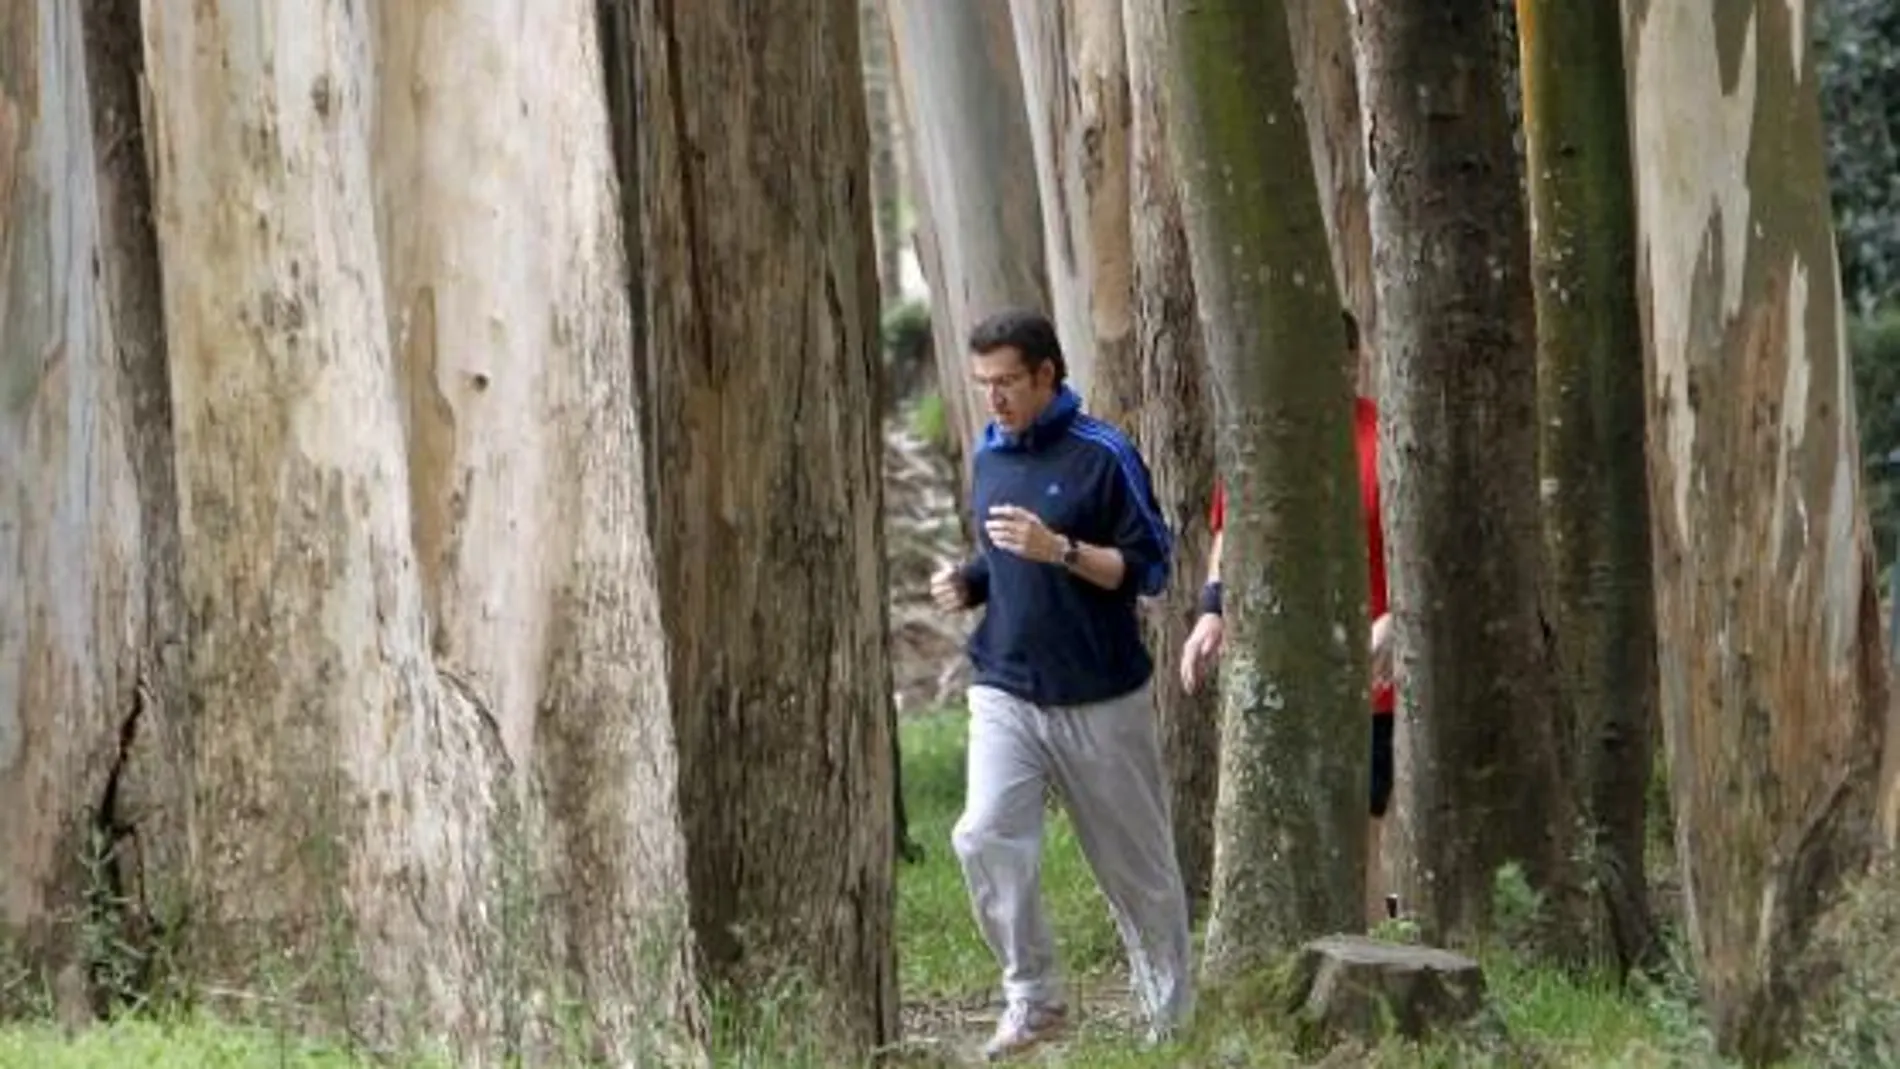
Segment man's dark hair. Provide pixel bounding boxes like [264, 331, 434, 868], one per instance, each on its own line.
[1342, 308, 1361, 354]
[969, 308, 1067, 384]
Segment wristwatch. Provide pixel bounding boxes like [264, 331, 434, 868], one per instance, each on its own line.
[1060, 536, 1081, 569]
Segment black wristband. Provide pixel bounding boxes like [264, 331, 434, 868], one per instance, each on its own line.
[1197, 580, 1223, 617]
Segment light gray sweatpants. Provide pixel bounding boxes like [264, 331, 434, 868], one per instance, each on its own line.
[952, 682, 1194, 1029]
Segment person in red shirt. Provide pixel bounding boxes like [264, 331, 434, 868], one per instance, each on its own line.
[1179, 310, 1397, 926]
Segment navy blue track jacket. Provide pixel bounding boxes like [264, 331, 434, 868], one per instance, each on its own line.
[958, 385, 1173, 706]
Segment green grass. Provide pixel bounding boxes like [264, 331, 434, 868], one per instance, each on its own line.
[0, 1018, 402, 1068]
[0, 706, 1737, 1067]
[908, 390, 950, 451]
[893, 707, 1732, 1067]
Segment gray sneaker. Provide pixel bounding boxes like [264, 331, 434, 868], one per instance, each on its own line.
[983, 1000, 1068, 1061]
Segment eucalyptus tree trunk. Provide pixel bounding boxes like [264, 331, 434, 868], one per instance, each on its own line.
[1623, 1, 1895, 1060]
[1009, 0, 1137, 422]
[858, 0, 919, 871]
[860, 0, 905, 314]
[0, 0, 186, 1017]
[1286, 0, 1377, 394]
[1164, 0, 1370, 978]
[367, 5, 703, 1058]
[1121, 0, 1219, 913]
[620, 1, 899, 1055]
[1358, 0, 1583, 956]
[885, 0, 1047, 458]
[1517, 0, 1659, 975]
[67, 1, 702, 1062]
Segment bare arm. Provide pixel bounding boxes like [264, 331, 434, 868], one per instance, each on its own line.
[1064, 539, 1126, 591]
[981, 507, 1129, 591]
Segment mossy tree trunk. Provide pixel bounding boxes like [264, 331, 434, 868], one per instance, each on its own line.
[620, 1, 899, 1056]
[1516, 0, 1660, 975]
[1120, 0, 1219, 914]
[1622, 1, 1896, 1060]
[1357, 0, 1583, 954]
[1164, 0, 1371, 978]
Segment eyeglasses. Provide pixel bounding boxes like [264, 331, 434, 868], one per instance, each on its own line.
[971, 369, 1031, 396]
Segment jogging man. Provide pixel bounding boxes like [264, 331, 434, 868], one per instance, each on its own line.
[1179, 310, 1398, 926]
[931, 309, 1192, 1059]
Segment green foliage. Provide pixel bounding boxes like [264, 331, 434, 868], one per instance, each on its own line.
[907, 392, 950, 453]
[0, 1017, 447, 1069]
[1626, 935, 1721, 1063]
[1796, 862, 1900, 1069]
[880, 298, 932, 362]
[704, 975, 833, 1069]
[1371, 913, 1425, 946]
[1489, 861, 1547, 953]
[882, 299, 938, 410]
[1852, 308, 1900, 553]
[1817, 0, 1900, 312]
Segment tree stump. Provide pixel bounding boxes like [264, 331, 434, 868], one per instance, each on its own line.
[1291, 935, 1486, 1047]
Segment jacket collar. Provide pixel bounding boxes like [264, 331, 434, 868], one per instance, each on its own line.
[983, 385, 1081, 453]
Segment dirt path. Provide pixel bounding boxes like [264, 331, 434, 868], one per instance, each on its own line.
[887, 979, 1142, 1065]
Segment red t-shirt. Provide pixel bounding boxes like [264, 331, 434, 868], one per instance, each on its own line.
[1210, 396, 1393, 713]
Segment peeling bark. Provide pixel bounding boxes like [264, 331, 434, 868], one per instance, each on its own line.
[860, 0, 905, 314]
[1119, 0, 1219, 915]
[1622, 0, 1894, 1059]
[137, 0, 700, 1061]
[0, 0, 184, 1011]
[1357, 0, 1582, 954]
[369, 2, 701, 1057]
[885, 0, 1047, 459]
[884, 64, 974, 550]
[1009, 0, 1137, 422]
[144, 0, 510, 1035]
[1517, 0, 1660, 975]
[1164, 0, 1370, 977]
[627, 1, 898, 1055]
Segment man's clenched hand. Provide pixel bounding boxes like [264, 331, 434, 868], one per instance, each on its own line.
[984, 505, 1064, 564]
[931, 564, 972, 612]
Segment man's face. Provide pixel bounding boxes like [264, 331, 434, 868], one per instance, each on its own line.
[971, 346, 1056, 434]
